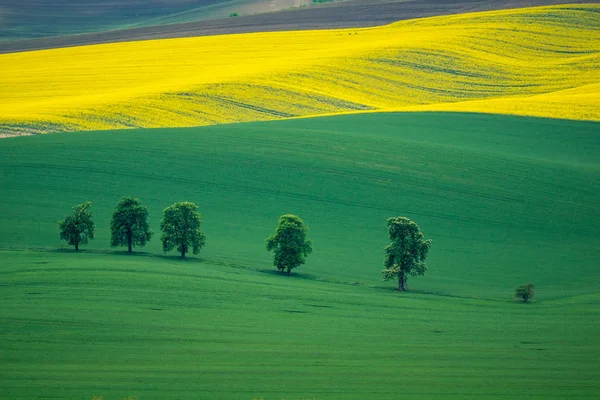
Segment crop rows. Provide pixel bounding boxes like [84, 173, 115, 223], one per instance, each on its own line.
[1, 4, 599, 136]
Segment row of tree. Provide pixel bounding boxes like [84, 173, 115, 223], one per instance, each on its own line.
[59, 198, 204, 258]
[59, 197, 434, 291]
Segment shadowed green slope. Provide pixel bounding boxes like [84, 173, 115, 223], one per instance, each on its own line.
[0, 112, 598, 299]
[1, 112, 599, 399]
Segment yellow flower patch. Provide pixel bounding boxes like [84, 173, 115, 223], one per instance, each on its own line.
[1, 4, 599, 134]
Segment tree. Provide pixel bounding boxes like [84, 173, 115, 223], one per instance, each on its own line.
[58, 202, 95, 251]
[110, 196, 153, 253]
[515, 284, 535, 303]
[265, 214, 312, 275]
[382, 216, 432, 291]
[160, 201, 206, 258]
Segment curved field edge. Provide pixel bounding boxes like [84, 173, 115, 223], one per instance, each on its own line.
[1, 4, 599, 137]
[0, 0, 592, 53]
[0, 112, 598, 301]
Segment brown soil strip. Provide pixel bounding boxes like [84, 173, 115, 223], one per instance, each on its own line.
[0, 0, 595, 54]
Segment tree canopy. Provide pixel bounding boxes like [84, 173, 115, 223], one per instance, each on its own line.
[266, 214, 312, 275]
[160, 201, 206, 258]
[515, 284, 535, 303]
[382, 216, 431, 291]
[110, 196, 153, 253]
[58, 202, 95, 251]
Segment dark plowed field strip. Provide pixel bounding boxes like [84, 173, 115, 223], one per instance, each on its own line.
[1, 0, 595, 53]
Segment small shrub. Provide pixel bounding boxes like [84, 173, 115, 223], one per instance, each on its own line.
[515, 283, 535, 303]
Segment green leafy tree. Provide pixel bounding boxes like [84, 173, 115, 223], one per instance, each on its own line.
[515, 284, 535, 303]
[266, 214, 312, 275]
[110, 196, 153, 253]
[160, 201, 206, 258]
[58, 202, 95, 251]
[382, 216, 432, 291]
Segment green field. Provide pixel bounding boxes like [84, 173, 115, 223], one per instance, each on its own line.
[1, 112, 599, 399]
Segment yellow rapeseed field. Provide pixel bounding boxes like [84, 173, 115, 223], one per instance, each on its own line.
[1, 4, 599, 135]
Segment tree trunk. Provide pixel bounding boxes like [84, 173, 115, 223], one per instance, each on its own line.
[398, 271, 407, 291]
[75, 242, 79, 252]
[127, 230, 133, 253]
[181, 244, 186, 259]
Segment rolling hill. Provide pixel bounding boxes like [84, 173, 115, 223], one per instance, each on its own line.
[0, 0, 591, 52]
[1, 2, 599, 398]
[1, 112, 598, 297]
[1, 4, 599, 137]
[1, 112, 599, 399]
[0, 0, 319, 41]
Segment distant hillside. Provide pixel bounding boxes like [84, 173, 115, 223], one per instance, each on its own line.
[0, 0, 333, 42]
[0, 0, 593, 53]
[1, 4, 598, 136]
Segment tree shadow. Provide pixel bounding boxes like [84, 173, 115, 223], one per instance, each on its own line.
[370, 284, 511, 303]
[258, 268, 318, 281]
[53, 248, 82, 253]
[371, 284, 462, 297]
[52, 247, 207, 264]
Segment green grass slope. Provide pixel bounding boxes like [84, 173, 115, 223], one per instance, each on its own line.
[1, 112, 599, 399]
[1, 112, 598, 298]
[2, 250, 598, 400]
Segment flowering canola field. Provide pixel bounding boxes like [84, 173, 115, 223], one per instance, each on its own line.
[1, 4, 599, 135]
